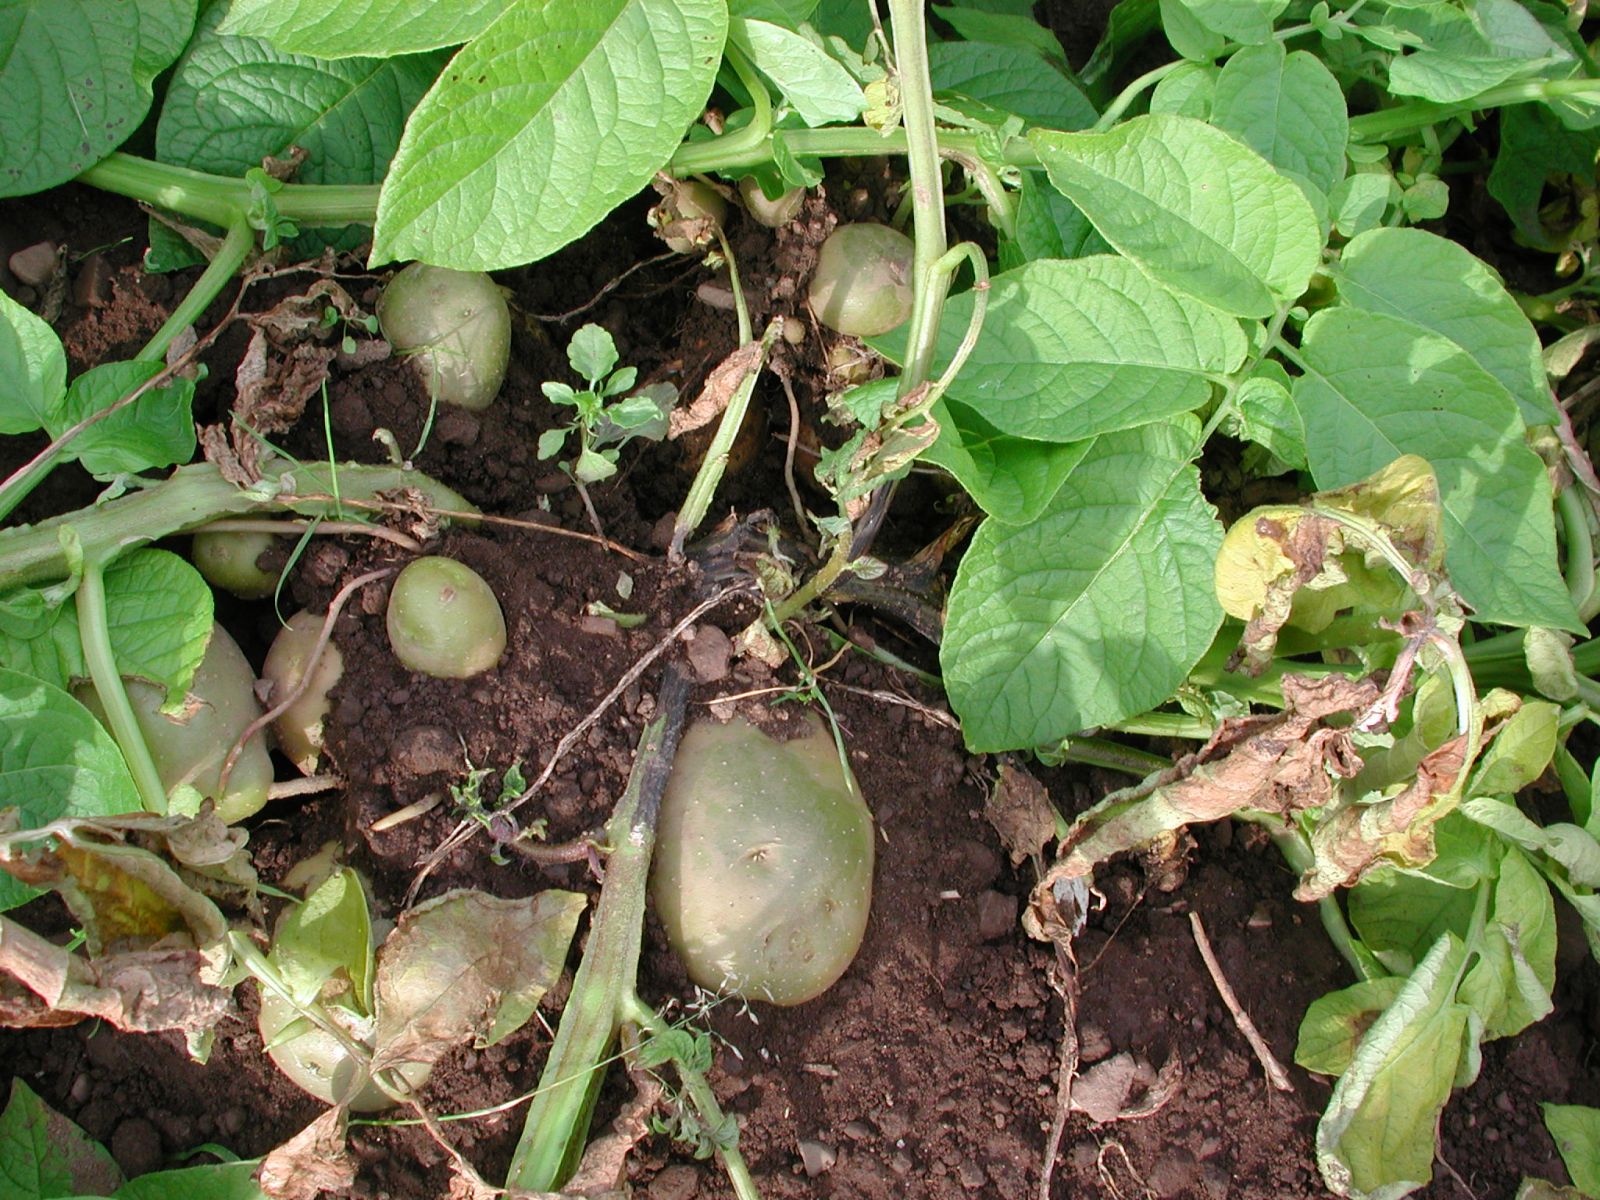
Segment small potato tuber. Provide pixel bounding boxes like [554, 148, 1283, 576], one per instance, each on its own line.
[738, 176, 805, 228]
[807, 223, 915, 337]
[652, 715, 874, 1005]
[75, 622, 274, 823]
[262, 610, 344, 774]
[191, 529, 280, 599]
[376, 263, 510, 411]
[385, 556, 506, 679]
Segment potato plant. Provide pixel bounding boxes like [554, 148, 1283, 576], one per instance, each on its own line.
[1, 0, 1600, 1198]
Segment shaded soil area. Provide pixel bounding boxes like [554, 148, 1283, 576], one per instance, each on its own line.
[4, 11, 1600, 1200]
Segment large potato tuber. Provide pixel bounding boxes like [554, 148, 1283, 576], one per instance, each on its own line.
[652, 715, 874, 1006]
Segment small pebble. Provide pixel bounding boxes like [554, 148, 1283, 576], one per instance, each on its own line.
[958, 1160, 987, 1189]
[1078, 1023, 1112, 1064]
[389, 724, 461, 777]
[874, 1109, 910, 1141]
[798, 1139, 836, 1176]
[975, 889, 1018, 941]
[8, 241, 58, 286]
[843, 1120, 873, 1141]
[72, 252, 113, 308]
[685, 624, 732, 683]
[69, 1073, 92, 1105]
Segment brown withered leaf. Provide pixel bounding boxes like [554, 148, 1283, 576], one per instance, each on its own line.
[371, 889, 586, 1076]
[1296, 734, 1470, 900]
[259, 1108, 355, 1200]
[669, 338, 765, 439]
[986, 762, 1057, 866]
[234, 328, 336, 439]
[0, 915, 231, 1032]
[1046, 674, 1380, 890]
[199, 422, 260, 486]
[226, 279, 373, 463]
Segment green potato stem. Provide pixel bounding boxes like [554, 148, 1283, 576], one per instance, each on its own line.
[506, 668, 692, 1193]
[76, 561, 167, 813]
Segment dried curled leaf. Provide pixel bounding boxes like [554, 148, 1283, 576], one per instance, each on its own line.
[0, 810, 243, 1031]
[986, 762, 1058, 866]
[259, 1107, 355, 1200]
[1215, 455, 1445, 673]
[1042, 674, 1381, 897]
[372, 888, 586, 1076]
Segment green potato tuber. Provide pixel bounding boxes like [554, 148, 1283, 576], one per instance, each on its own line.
[807, 223, 915, 337]
[376, 263, 511, 411]
[385, 556, 506, 679]
[738, 176, 805, 228]
[191, 529, 281, 599]
[652, 715, 875, 1006]
[75, 622, 274, 823]
[257, 985, 431, 1111]
[262, 610, 344, 775]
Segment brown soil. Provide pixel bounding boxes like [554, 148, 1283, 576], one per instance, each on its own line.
[4, 10, 1599, 1200]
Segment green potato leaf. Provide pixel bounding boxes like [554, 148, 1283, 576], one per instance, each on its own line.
[927, 41, 1096, 130]
[1000, 171, 1111, 269]
[1460, 797, 1600, 889]
[271, 868, 375, 1009]
[0, 548, 214, 710]
[1488, 105, 1600, 252]
[1293, 308, 1581, 632]
[1543, 1104, 1600, 1198]
[870, 256, 1248, 442]
[373, 0, 728, 270]
[1469, 700, 1560, 798]
[942, 419, 1223, 751]
[1315, 932, 1473, 1200]
[729, 17, 864, 126]
[1385, 0, 1571, 104]
[1295, 976, 1407, 1077]
[0, 1078, 123, 1200]
[217, 0, 510, 57]
[0, 0, 197, 198]
[153, 1, 441, 267]
[1333, 228, 1556, 427]
[1031, 115, 1322, 317]
[0, 668, 142, 911]
[1169, 0, 1287, 44]
[1457, 845, 1555, 1040]
[930, 5, 1065, 61]
[56, 361, 196, 479]
[921, 399, 1092, 525]
[0, 290, 67, 436]
[1210, 42, 1347, 199]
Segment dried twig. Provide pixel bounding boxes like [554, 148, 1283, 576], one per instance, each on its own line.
[525, 250, 684, 323]
[779, 372, 809, 533]
[219, 567, 392, 793]
[195, 517, 423, 553]
[1040, 963, 1081, 1200]
[1188, 911, 1295, 1092]
[404, 584, 756, 905]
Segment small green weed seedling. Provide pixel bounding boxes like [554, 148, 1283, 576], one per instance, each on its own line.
[538, 323, 670, 485]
